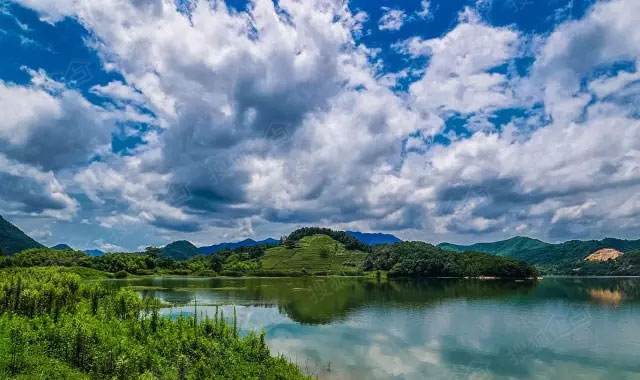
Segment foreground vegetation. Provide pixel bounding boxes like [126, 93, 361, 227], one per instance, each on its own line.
[0, 267, 308, 379]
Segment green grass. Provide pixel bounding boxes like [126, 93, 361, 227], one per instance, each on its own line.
[260, 234, 366, 274]
[0, 267, 309, 380]
[0, 266, 110, 280]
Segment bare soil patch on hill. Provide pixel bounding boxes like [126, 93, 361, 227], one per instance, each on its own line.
[585, 248, 623, 262]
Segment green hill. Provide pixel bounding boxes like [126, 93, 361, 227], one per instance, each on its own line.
[439, 235, 640, 275]
[0, 215, 44, 255]
[259, 234, 367, 275]
[366, 241, 538, 278]
[162, 240, 202, 261]
[438, 236, 551, 256]
[511, 238, 640, 266]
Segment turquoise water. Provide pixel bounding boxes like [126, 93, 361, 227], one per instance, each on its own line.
[103, 277, 640, 379]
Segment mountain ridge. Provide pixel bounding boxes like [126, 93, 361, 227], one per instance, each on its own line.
[84, 249, 105, 257]
[438, 236, 551, 257]
[199, 238, 280, 255]
[0, 215, 44, 255]
[345, 231, 402, 245]
[439, 236, 640, 267]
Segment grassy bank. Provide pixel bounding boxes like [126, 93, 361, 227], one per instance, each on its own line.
[0, 267, 308, 380]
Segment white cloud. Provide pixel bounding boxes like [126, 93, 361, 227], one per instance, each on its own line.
[12, 0, 74, 23]
[417, 1, 432, 19]
[90, 80, 148, 106]
[28, 229, 52, 240]
[0, 154, 78, 220]
[0, 69, 115, 170]
[9, 0, 640, 245]
[401, 8, 521, 114]
[379, 7, 406, 31]
[93, 239, 125, 253]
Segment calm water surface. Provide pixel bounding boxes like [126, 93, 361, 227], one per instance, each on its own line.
[102, 277, 640, 380]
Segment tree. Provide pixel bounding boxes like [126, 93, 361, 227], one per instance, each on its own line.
[145, 246, 163, 259]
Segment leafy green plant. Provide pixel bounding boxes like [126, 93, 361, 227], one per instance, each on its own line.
[0, 267, 309, 380]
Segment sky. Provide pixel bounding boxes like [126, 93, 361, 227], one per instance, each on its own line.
[1, 0, 639, 252]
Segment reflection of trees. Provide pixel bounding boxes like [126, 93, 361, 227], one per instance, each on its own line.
[276, 278, 539, 324]
[109, 276, 640, 325]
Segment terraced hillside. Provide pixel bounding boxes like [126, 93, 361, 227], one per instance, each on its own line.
[260, 234, 366, 274]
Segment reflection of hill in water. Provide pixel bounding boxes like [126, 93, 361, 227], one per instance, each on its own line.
[103, 276, 640, 325]
[534, 277, 640, 307]
[264, 278, 540, 324]
[589, 288, 623, 306]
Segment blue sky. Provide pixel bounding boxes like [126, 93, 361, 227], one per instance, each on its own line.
[1, 0, 639, 251]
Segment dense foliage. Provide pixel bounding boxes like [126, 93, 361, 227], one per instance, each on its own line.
[0, 267, 308, 379]
[284, 227, 371, 253]
[540, 251, 640, 275]
[0, 246, 275, 277]
[439, 236, 640, 275]
[0, 215, 43, 256]
[511, 238, 640, 266]
[365, 242, 538, 278]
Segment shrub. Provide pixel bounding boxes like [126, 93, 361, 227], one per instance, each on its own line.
[114, 270, 129, 278]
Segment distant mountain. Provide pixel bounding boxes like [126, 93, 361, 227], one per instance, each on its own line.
[51, 244, 73, 251]
[199, 238, 280, 255]
[508, 238, 640, 266]
[438, 236, 640, 269]
[163, 240, 202, 260]
[438, 236, 551, 257]
[0, 215, 44, 255]
[84, 249, 104, 257]
[346, 231, 402, 246]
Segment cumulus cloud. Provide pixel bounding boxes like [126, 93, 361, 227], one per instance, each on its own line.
[0, 69, 115, 171]
[6, 0, 640, 246]
[400, 8, 521, 115]
[0, 154, 78, 219]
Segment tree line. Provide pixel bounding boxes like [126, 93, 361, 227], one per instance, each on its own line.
[364, 242, 539, 278]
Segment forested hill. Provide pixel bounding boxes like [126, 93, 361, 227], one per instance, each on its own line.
[439, 235, 640, 275]
[438, 236, 551, 256]
[508, 238, 640, 266]
[162, 240, 201, 260]
[365, 242, 538, 278]
[0, 215, 44, 255]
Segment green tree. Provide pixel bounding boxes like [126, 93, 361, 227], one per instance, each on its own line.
[145, 246, 163, 259]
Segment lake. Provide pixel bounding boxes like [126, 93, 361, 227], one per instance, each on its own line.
[101, 276, 640, 379]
